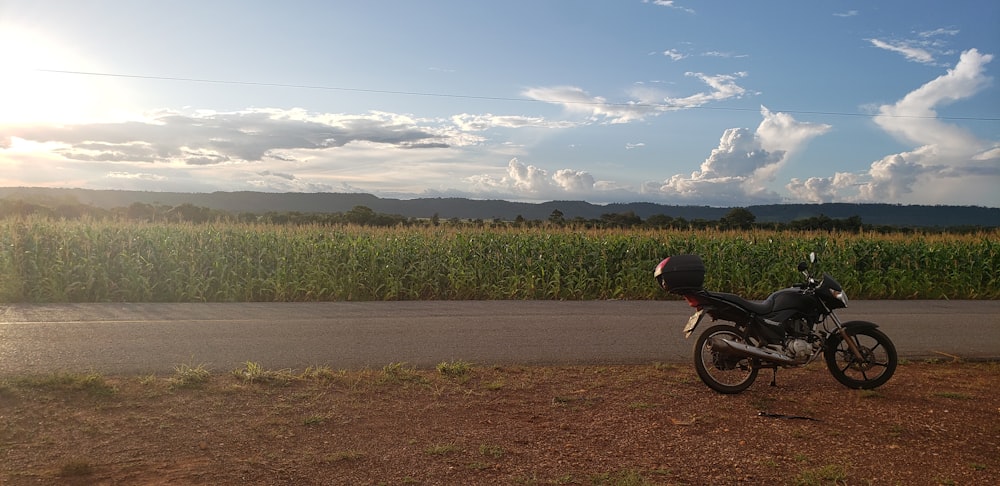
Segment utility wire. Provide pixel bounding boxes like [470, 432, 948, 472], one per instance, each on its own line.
[36, 68, 1000, 122]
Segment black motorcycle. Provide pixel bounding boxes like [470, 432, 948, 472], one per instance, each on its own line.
[654, 253, 897, 394]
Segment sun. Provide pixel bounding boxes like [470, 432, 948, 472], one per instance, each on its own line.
[0, 26, 118, 124]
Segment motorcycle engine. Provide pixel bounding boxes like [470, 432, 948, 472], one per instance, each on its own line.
[786, 339, 813, 360]
[786, 318, 811, 337]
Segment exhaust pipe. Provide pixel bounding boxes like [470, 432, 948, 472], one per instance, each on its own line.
[709, 336, 798, 366]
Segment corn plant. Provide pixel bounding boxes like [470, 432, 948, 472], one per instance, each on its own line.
[0, 216, 996, 303]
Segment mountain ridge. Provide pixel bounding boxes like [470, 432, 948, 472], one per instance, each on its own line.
[2, 187, 998, 227]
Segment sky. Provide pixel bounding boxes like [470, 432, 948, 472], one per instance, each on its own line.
[1, 1, 998, 207]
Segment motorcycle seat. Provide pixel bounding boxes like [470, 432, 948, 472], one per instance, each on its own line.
[706, 291, 775, 315]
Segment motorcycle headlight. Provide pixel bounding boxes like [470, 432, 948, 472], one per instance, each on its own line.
[830, 288, 848, 306]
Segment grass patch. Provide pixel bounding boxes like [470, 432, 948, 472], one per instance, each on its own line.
[58, 459, 95, 477]
[323, 450, 365, 463]
[171, 363, 211, 388]
[628, 401, 659, 410]
[302, 414, 328, 426]
[591, 469, 652, 486]
[300, 365, 342, 381]
[378, 362, 424, 385]
[436, 360, 473, 379]
[14, 372, 116, 396]
[232, 361, 295, 385]
[426, 443, 462, 456]
[479, 444, 505, 459]
[933, 391, 973, 400]
[793, 464, 848, 485]
[482, 379, 505, 391]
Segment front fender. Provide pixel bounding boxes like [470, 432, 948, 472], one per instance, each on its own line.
[840, 320, 879, 331]
[825, 320, 879, 346]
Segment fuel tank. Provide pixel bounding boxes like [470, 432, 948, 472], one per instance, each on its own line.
[756, 288, 820, 343]
[769, 287, 817, 314]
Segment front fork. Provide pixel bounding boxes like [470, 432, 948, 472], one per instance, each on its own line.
[829, 312, 865, 361]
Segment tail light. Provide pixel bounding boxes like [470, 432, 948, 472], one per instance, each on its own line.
[683, 295, 703, 308]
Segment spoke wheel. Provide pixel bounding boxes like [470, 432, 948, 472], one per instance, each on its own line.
[825, 325, 897, 389]
[693, 324, 759, 394]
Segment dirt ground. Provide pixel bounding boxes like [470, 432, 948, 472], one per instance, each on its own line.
[1, 360, 998, 485]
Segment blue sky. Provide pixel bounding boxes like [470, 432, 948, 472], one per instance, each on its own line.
[1, 1, 998, 207]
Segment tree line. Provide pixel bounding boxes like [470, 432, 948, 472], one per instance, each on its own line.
[0, 198, 991, 234]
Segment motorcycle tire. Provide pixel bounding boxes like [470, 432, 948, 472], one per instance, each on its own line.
[824, 325, 897, 389]
[693, 324, 759, 394]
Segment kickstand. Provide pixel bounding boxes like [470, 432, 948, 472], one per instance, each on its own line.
[769, 368, 778, 387]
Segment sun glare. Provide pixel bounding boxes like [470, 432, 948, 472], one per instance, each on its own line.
[0, 26, 119, 124]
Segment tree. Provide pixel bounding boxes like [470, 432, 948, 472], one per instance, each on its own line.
[720, 208, 756, 230]
[548, 209, 565, 226]
[345, 205, 376, 225]
[645, 214, 674, 229]
[600, 211, 642, 228]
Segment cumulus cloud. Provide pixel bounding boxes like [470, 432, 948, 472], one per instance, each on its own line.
[652, 107, 830, 205]
[466, 158, 606, 199]
[787, 49, 999, 206]
[786, 173, 859, 204]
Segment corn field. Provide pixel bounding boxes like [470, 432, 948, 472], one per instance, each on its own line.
[1, 217, 997, 303]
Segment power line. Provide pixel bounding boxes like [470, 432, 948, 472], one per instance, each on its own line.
[36, 68, 1000, 122]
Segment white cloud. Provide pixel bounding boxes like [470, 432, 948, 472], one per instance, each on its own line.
[552, 169, 596, 192]
[701, 51, 747, 59]
[652, 107, 829, 205]
[787, 49, 1000, 206]
[833, 10, 858, 18]
[663, 49, 687, 61]
[663, 72, 750, 109]
[523, 71, 752, 124]
[107, 171, 167, 181]
[464, 158, 611, 201]
[756, 107, 832, 156]
[786, 173, 858, 204]
[644, 0, 695, 14]
[875, 49, 992, 147]
[521, 86, 659, 124]
[3, 109, 466, 169]
[869, 39, 935, 64]
[451, 113, 573, 131]
[919, 28, 959, 38]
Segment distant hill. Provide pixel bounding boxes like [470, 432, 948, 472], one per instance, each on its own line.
[1, 187, 998, 227]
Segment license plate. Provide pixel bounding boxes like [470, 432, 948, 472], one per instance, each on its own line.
[683, 309, 705, 338]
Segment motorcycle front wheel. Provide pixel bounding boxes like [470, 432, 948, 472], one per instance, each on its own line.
[693, 324, 759, 394]
[824, 325, 897, 389]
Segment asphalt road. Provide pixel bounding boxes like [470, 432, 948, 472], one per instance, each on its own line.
[1, 300, 998, 376]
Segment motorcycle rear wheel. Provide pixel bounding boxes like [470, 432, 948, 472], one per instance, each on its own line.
[693, 324, 759, 394]
[824, 326, 897, 389]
